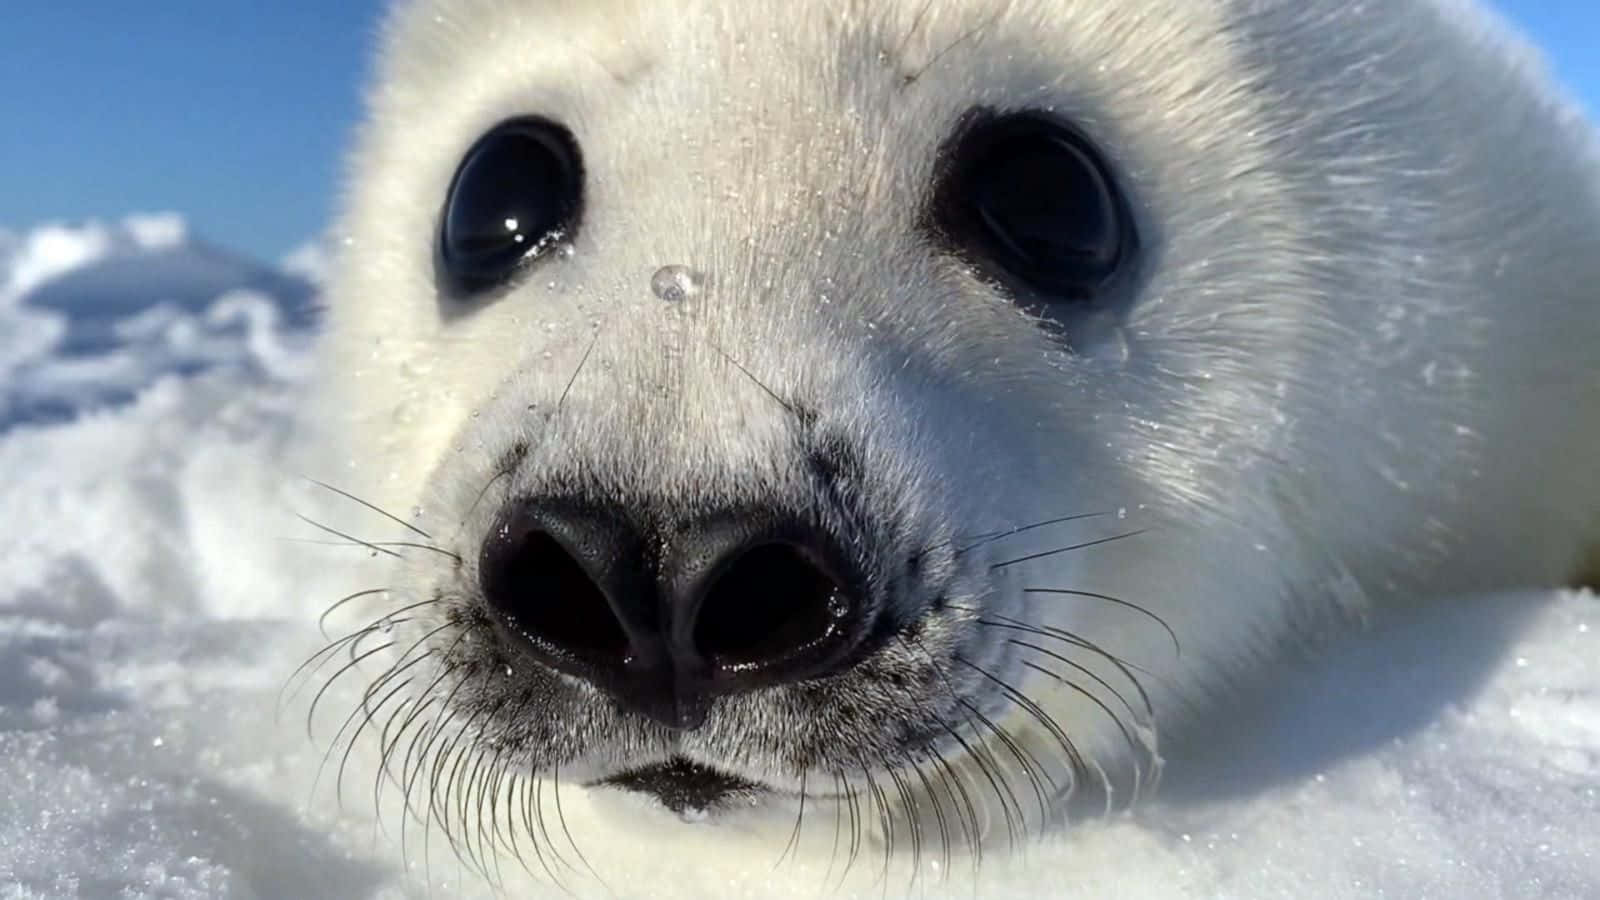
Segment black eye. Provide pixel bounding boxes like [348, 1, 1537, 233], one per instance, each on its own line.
[929, 110, 1134, 303]
[438, 117, 583, 295]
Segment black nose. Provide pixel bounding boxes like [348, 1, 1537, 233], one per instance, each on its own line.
[478, 499, 871, 729]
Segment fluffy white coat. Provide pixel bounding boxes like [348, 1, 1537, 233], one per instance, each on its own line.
[311, 0, 1600, 894]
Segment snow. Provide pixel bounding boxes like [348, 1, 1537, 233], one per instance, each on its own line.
[279, 239, 332, 286]
[0, 215, 1596, 899]
[0, 215, 318, 428]
[122, 213, 189, 253]
[1, 221, 117, 303]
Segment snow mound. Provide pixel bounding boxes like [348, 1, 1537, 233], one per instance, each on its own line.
[0, 215, 320, 428]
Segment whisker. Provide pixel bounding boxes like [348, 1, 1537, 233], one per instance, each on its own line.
[449, 697, 509, 878]
[295, 514, 403, 559]
[293, 538, 463, 562]
[475, 691, 541, 868]
[557, 331, 601, 412]
[1016, 657, 1145, 811]
[456, 738, 493, 879]
[367, 629, 459, 766]
[516, 775, 567, 892]
[378, 541, 462, 563]
[990, 529, 1148, 570]
[532, 773, 571, 881]
[315, 630, 442, 806]
[938, 712, 1016, 853]
[971, 608, 1159, 718]
[306, 640, 396, 740]
[286, 596, 443, 704]
[1024, 587, 1179, 656]
[505, 771, 563, 890]
[399, 665, 475, 822]
[832, 768, 864, 890]
[393, 695, 438, 883]
[415, 702, 476, 864]
[331, 672, 420, 808]
[553, 766, 610, 891]
[474, 752, 509, 887]
[774, 769, 807, 871]
[905, 750, 951, 880]
[283, 614, 412, 713]
[318, 587, 392, 637]
[1008, 637, 1144, 732]
[706, 340, 798, 418]
[956, 654, 1125, 815]
[954, 693, 1055, 825]
[890, 0, 938, 63]
[823, 770, 843, 886]
[302, 476, 434, 539]
[883, 759, 923, 890]
[927, 746, 981, 872]
[441, 700, 495, 874]
[955, 656, 1076, 801]
[901, 633, 1025, 848]
[457, 466, 514, 537]
[310, 673, 413, 814]
[976, 622, 1144, 724]
[952, 512, 1111, 557]
[854, 758, 896, 891]
[900, 0, 1009, 86]
[395, 697, 443, 849]
[280, 627, 375, 714]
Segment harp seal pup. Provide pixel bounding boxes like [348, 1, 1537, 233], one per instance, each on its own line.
[309, 0, 1600, 891]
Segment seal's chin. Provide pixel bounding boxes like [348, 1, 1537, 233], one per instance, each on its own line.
[594, 757, 765, 815]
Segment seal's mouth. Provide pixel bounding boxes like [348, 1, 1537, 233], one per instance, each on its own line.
[594, 757, 765, 815]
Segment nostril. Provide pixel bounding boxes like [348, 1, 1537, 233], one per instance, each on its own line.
[478, 499, 873, 723]
[693, 543, 852, 674]
[480, 526, 629, 663]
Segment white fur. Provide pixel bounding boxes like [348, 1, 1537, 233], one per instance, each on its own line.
[311, 0, 1600, 893]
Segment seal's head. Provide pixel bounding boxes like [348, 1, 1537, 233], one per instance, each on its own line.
[314, 0, 1600, 854]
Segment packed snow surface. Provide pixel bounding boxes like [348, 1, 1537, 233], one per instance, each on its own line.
[0, 217, 1595, 899]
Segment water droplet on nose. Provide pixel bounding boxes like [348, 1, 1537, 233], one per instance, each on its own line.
[650, 265, 705, 303]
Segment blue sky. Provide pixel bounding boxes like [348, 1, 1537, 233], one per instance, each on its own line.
[2, 1, 1596, 262]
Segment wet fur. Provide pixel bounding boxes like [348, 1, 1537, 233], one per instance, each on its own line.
[305, 0, 1600, 888]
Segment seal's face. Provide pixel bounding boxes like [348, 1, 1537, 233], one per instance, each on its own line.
[319, 0, 1600, 844]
